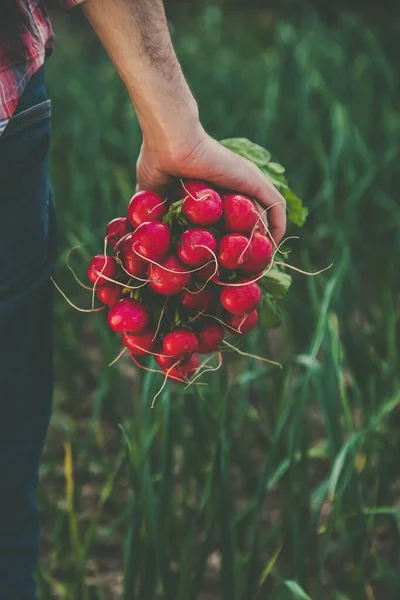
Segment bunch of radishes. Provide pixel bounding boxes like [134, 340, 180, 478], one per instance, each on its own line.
[87, 179, 285, 384]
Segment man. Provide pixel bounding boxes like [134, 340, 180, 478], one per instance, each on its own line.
[0, 1, 286, 597]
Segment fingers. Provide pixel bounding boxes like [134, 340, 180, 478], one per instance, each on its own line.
[229, 158, 286, 244]
[136, 172, 169, 195]
[136, 163, 174, 196]
[135, 137, 287, 243]
[254, 202, 269, 235]
[202, 143, 287, 243]
[257, 188, 287, 244]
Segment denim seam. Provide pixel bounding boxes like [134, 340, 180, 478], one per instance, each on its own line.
[2, 101, 52, 139]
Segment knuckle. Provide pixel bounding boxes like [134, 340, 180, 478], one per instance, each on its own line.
[244, 160, 260, 182]
[166, 134, 208, 170]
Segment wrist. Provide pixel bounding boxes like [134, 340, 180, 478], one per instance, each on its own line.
[135, 94, 204, 154]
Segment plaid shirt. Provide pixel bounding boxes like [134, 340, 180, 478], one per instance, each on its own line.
[0, 0, 85, 136]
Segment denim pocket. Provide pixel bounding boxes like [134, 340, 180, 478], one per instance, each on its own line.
[0, 98, 53, 296]
[2, 99, 51, 139]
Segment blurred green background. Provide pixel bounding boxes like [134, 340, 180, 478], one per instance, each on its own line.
[39, 2, 400, 599]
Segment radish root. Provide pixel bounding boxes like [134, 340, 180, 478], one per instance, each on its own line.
[237, 314, 249, 334]
[133, 245, 215, 275]
[181, 246, 219, 294]
[130, 355, 187, 384]
[197, 311, 242, 335]
[238, 202, 296, 262]
[91, 237, 109, 309]
[151, 361, 181, 408]
[66, 245, 93, 291]
[180, 179, 211, 204]
[109, 346, 128, 367]
[51, 277, 105, 313]
[94, 269, 148, 290]
[273, 261, 333, 276]
[213, 235, 321, 288]
[223, 339, 282, 368]
[153, 298, 168, 342]
[118, 260, 149, 285]
[184, 352, 223, 389]
[149, 196, 168, 215]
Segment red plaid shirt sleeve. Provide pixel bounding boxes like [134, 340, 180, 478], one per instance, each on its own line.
[0, 0, 86, 136]
[0, 0, 84, 136]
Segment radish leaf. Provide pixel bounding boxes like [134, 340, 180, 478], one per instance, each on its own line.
[220, 137, 271, 167]
[220, 137, 308, 227]
[259, 293, 283, 328]
[260, 270, 292, 299]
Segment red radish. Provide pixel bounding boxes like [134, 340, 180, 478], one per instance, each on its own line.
[177, 228, 217, 267]
[108, 298, 149, 333]
[121, 254, 147, 278]
[180, 283, 215, 312]
[226, 309, 258, 334]
[223, 194, 259, 234]
[122, 329, 157, 356]
[116, 232, 147, 277]
[88, 255, 118, 285]
[132, 221, 171, 262]
[106, 217, 131, 247]
[128, 190, 166, 228]
[178, 180, 223, 226]
[96, 284, 123, 307]
[163, 328, 199, 358]
[155, 354, 176, 370]
[114, 231, 134, 254]
[163, 353, 200, 382]
[148, 256, 192, 296]
[155, 352, 201, 373]
[241, 231, 273, 274]
[197, 260, 219, 282]
[218, 234, 252, 270]
[220, 281, 261, 315]
[197, 321, 224, 354]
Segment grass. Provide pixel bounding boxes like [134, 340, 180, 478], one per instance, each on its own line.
[38, 5, 400, 600]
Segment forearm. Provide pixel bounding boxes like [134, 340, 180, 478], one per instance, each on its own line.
[80, 0, 286, 240]
[82, 0, 201, 147]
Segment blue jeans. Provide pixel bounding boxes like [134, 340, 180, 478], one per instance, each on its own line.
[0, 67, 55, 599]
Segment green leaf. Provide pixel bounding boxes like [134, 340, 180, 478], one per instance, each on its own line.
[283, 580, 313, 600]
[261, 167, 309, 227]
[258, 293, 283, 329]
[259, 269, 292, 299]
[267, 161, 286, 175]
[328, 434, 362, 502]
[282, 188, 309, 228]
[220, 137, 271, 167]
[259, 545, 282, 585]
[261, 169, 288, 190]
[219, 137, 308, 227]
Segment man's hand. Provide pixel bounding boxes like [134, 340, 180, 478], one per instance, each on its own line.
[137, 130, 286, 243]
[83, 0, 286, 242]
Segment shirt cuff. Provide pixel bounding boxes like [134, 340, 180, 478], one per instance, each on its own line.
[58, 0, 86, 8]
